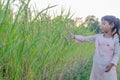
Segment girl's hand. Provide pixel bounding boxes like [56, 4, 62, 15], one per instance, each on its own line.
[66, 33, 75, 40]
[105, 63, 114, 72]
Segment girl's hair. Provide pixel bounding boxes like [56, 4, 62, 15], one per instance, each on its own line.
[101, 15, 120, 43]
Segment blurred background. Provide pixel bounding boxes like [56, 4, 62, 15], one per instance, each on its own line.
[0, 0, 120, 80]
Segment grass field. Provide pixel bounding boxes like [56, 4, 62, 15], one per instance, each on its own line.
[0, 0, 120, 80]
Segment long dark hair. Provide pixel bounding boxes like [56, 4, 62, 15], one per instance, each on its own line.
[101, 15, 120, 43]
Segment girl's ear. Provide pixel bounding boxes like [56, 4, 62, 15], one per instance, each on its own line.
[110, 23, 115, 29]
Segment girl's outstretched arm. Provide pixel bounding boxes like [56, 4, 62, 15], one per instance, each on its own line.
[74, 35, 97, 42]
[67, 33, 97, 43]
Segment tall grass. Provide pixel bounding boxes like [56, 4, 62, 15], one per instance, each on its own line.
[0, 0, 120, 80]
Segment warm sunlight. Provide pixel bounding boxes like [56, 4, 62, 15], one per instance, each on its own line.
[29, 0, 120, 19]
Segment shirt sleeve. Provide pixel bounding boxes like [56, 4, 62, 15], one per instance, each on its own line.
[111, 37, 120, 66]
[74, 34, 97, 42]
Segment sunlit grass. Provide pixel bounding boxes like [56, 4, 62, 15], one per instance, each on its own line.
[0, 0, 120, 80]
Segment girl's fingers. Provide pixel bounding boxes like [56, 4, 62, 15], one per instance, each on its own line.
[66, 35, 72, 40]
[105, 65, 111, 72]
[66, 33, 74, 41]
[105, 68, 109, 72]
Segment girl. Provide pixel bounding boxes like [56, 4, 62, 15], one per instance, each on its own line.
[67, 15, 120, 80]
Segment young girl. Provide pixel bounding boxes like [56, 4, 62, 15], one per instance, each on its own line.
[67, 15, 120, 80]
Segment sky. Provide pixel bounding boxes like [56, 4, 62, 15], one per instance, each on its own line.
[12, 0, 120, 20]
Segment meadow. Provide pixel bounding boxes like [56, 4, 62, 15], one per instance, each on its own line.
[0, 0, 120, 80]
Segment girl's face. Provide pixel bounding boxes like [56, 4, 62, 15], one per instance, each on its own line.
[100, 19, 114, 33]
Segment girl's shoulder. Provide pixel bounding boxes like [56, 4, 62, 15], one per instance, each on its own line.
[95, 34, 103, 37]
